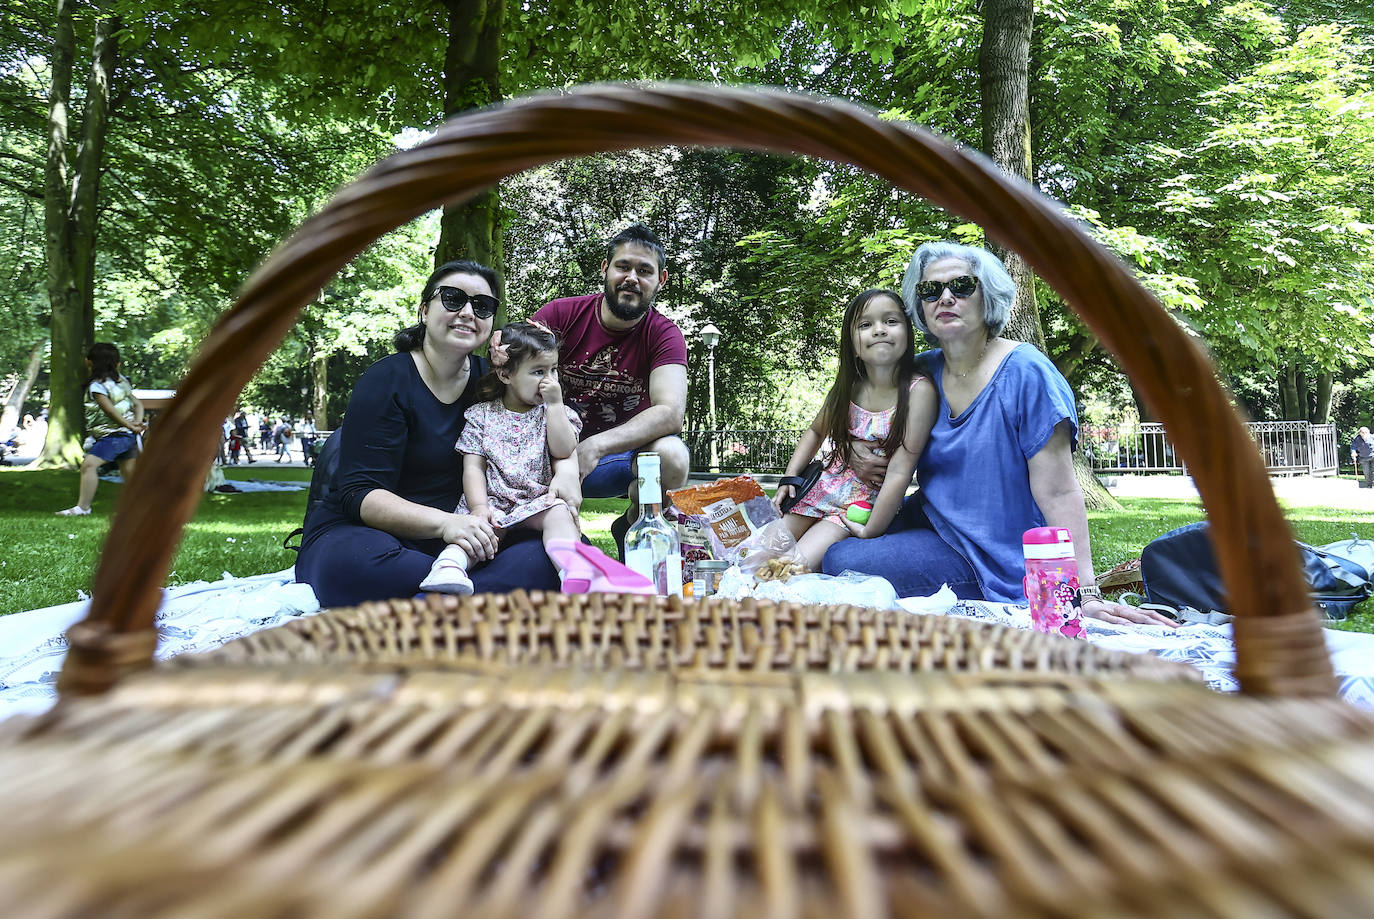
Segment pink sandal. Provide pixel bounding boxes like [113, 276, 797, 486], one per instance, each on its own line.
[546, 540, 655, 595]
[547, 540, 593, 593]
[573, 542, 656, 595]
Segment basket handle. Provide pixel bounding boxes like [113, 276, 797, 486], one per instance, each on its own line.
[60, 83, 1333, 697]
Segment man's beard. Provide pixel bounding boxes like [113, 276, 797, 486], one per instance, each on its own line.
[604, 280, 654, 322]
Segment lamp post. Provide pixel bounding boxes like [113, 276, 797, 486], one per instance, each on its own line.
[700, 323, 721, 472]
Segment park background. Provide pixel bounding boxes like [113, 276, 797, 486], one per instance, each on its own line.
[1, 0, 1373, 613]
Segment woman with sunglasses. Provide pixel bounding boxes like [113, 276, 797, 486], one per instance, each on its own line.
[821, 241, 1175, 627]
[296, 259, 562, 607]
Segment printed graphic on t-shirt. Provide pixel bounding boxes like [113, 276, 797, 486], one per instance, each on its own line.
[562, 345, 649, 433]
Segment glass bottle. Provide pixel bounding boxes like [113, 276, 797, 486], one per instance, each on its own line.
[624, 452, 683, 596]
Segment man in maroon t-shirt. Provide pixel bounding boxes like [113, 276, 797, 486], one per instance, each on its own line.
[533, 224, 688, 551]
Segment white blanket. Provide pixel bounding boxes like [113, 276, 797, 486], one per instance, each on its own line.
[3, 574, 1372, 718]
[928, 598, 1374, 710]
[0, 569, 319, 719]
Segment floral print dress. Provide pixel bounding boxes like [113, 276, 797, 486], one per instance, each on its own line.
[790, 378, 925, 527]
[454, 400, 583, 529]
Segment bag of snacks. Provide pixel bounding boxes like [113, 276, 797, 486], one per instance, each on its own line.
[733, 518, 808, 582]
[665, 506, 714, 589]
[668, 476, 779, 553]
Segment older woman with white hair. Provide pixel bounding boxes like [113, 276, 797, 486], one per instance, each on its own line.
[823, 241, 1175, 626]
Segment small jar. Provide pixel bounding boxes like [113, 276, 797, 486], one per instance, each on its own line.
[693, 560, 730, 598]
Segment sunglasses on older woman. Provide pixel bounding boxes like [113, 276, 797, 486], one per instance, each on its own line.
[915, 275, 979, 302]
[435, 286, 500, 319]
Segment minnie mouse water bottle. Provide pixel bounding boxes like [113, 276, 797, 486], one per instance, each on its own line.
[1022, 526, 1085, 639]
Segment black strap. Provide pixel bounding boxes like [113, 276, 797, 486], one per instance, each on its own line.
[778, 475, 807, 488]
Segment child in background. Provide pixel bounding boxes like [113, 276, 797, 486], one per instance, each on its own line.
[420, 321, 587, 594]
[772, 288, 938, 570]
[56, 342, 146, 516]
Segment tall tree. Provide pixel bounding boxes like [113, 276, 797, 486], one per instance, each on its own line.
[979, 0, 1045, 350]
[40, 2, 116, 466]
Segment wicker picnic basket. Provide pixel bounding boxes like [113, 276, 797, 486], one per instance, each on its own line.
[2, 84, 1372, 917]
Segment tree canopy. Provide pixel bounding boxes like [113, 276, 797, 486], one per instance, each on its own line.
[1, 0, 1371, 443]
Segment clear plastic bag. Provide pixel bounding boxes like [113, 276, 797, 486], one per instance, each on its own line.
[715, 566, 902, 610]
[730, 519, 808, 582]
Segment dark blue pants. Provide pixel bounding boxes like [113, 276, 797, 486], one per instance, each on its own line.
[297, 523, 560, 608]
[821, 496, 983, 599]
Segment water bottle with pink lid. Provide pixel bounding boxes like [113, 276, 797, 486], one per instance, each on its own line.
[1022, 526, 1085, 639]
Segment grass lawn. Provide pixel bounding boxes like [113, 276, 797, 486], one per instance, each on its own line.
[4, 465, 1373, 632]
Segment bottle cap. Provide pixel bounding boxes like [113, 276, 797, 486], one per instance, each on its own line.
[1022, 526, 1074, 560]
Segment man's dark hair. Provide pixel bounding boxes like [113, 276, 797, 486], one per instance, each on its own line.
[605, 224, 666, 273]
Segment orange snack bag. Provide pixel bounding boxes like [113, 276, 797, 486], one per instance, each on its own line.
[668, 476, 779, 551]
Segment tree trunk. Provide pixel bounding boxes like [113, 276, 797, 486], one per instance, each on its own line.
[435, 0, 505, 289]
[73, 15, 117, 349]
[38, 0, 86, 468]
[0, 340, 46, 445]
[1295, 362, 1310, 422]
[979, 0, 1046, 352]
[980, 0, 1115, 511]
[1278, 361, 1301, 421]
[310, 351, 328, 426]
[1313, 370, 1333, 424]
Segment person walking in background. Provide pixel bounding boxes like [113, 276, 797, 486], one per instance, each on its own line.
[259, 415, 273, 451]
[275, 421, 295, 462]
[298, 411, 318, 466]
[1352, 426, 1374, 488]
[55, 343, 145, 516]
[232, 410, 256, 463]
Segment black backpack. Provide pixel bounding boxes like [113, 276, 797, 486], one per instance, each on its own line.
[1142, 521, 1372, 621]
[283, 429, 341, 551]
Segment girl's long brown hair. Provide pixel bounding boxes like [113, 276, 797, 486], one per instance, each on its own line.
[818, 289, 918, 469]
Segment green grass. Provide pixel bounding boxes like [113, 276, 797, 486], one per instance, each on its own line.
[4, 465, 1373, 633]
[1089, 496, 1374, 633]
[0, 464, 628, 614]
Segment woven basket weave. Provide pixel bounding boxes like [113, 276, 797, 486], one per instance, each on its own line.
[2, 83, 1369, 917]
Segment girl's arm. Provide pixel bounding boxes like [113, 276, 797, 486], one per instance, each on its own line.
[772, 410, 826, 511]
[853, 378, 937, 537]
[461, 452, 498, 526]
[544, 403, 578, 460]
[93, 391, 145, 434]
[129, 390, 145, 427]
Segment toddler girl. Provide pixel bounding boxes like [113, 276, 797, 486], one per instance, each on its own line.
[772, 288, 937, 570]
[56, 342, 146, 516]
[421, 321, 585, 594]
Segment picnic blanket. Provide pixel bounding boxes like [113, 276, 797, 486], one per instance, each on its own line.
[3, 574, 1374, 717]
[936, 599, 1374, 709]
[0, 569, 319, 719]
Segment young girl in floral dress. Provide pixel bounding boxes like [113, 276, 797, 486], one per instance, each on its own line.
[420, 321, 587, 594]
[772, 289, 938, 570]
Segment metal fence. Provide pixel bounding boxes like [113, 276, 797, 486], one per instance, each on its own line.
[688, 422, 1341, 477]
[1084, 421, 1339, 477]
[685, 429, 806, 475]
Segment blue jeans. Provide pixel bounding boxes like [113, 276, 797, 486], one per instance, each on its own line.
[297, 523, 560, 608]
[580, 449, 637, 499]
[821, 496, 983, 599]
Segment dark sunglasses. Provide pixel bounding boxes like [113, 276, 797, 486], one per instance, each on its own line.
[915, 275, 979, 302]
[434, 286, 499, 319]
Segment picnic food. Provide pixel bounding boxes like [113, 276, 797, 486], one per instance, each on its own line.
[753, 556, 808, 581]
[668, 476, 778, 551]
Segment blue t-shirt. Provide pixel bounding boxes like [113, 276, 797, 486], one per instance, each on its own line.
[916, 344, 1078, 603]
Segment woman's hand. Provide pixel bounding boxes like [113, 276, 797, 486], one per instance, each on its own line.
[1081, 596, 1179, 628]
[848, 441, 890, 489]
[771, 482, 794, 512]
[440, 513, 499, 562]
